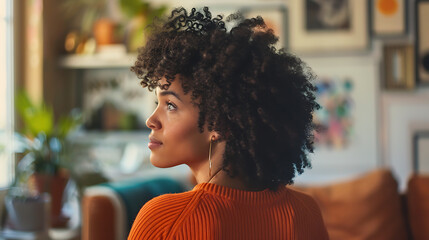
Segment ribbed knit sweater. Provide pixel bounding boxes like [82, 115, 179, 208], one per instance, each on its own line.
[128, 182, 329, 239]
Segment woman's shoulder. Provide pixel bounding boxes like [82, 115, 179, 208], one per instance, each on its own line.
[145, 189, 205, 212]
[136, 190, 202, 221]
[284, 186, 324, 213]
[128, 189, 205, 239]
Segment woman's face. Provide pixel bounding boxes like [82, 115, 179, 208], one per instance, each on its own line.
[146, 77, 211, 168]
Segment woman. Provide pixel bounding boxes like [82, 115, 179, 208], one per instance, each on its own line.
[128, 7, 328, 239]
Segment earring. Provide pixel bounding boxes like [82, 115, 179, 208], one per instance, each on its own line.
[209, 136, 215, 178]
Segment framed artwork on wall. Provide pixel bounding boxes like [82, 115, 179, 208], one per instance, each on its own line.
[241, 4, 288, 49]
[383, 44, 414, 90]
[197, 3, 288, 49]
[294, 55, 379, 184]
[288, 0, 369, 53]
[414, 131, 429, 174]
[372, 0, 407, 36]
[416, 0, 429, 85]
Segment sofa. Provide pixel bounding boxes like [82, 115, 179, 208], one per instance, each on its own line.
[292, 169, 429, 240]
[82, 169, 429, 240]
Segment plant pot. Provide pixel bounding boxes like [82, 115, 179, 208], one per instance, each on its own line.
[32, 171, 70, 228]
[5, 193, 51, 232]
[93, 18, 116, 46]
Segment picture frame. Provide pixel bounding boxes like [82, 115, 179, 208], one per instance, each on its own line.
[381, 95, 429, 190]
[295, 55, 379, 184]
[383, 44, 415, 90]
[241, 4, 288, 49]
[195, 3, 288, 49]
[371, 0, 407, 36]
[288, 0, 369, 53]
[415, 0, 429, 85]
[413, 131, 429, 174]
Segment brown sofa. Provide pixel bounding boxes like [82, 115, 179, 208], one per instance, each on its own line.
[82, 169, 429, 240]
[292, 169, 429, 240]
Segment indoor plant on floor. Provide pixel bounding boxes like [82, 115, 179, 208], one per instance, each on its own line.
[10, 90, 81, 228]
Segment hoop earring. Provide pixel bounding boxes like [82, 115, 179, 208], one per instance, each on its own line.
[209, 136, 214, 178]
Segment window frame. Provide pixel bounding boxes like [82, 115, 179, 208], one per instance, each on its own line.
[1, 0, 15, 189]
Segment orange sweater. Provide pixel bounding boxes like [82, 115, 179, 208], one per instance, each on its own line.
[128, 182, 329, 239]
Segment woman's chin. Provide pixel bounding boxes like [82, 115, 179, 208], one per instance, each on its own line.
[150, 156, 176, 168]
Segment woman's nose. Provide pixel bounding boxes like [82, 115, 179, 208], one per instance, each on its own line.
[146, 112, 161, 130]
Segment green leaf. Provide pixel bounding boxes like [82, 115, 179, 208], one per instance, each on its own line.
[27, 105, 54, 137]
[15, 90, 35, 119]
[81, 8, 98, 34]
[15, 90, 55, 137]
[119, 0, 144, 18]
[152, 5, 167, 19]
[129, 23, 146, 52]
[58, 117, 72, 139]
[57, 109, 82, 139]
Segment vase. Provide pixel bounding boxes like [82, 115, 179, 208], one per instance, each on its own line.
[93, 18, 116, 46]
[32, 170, 70, 228]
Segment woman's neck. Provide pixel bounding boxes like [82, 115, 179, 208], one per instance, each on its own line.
[207, 169, 259, 191]
[191, 164, 264, 191]
[188, 140, 264, 191]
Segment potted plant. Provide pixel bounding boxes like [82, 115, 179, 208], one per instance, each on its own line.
[4, 183, 51, 234]
[11, 90, 81, 228]
[61, 0, 111, 54]
[119, 0, 167, 52]
[61, 0, 108, 36]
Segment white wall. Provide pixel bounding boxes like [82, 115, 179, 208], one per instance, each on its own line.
[381, 91, 429, 191]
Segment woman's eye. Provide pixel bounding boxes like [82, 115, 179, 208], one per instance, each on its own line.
[167, 101, 177, 111]
[154, 101, 159, 105]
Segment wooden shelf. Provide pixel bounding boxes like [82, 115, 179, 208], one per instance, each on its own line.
[59, 53, 138, 69]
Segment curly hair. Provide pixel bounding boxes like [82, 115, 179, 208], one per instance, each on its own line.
[131, 7, 319, 190]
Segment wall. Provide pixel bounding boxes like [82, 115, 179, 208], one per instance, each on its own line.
[43, 0, 77, 119]
[381, 91, 429, 191]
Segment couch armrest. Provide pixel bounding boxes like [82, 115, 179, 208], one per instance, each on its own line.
[408, 174, 429, 240]
[82, 186, 127, 240]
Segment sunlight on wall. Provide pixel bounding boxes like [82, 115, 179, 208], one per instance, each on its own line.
[25, 0, 43, 104]
[0, 0, 13, 188]
[0, 0, 8, 187]
[0, 1, 6, 130]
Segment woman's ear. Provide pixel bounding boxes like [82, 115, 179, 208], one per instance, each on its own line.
[209, 131, 222, 142]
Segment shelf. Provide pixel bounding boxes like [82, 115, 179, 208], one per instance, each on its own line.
[59, 53, 138, 69]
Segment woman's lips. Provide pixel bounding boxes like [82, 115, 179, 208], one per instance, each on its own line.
[148, 136, 162, 149]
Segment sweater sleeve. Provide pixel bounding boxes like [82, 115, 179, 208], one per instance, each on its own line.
[304, 195, 330, 239]
[287, 188, 330, 239]
[127, 195, 169, 240]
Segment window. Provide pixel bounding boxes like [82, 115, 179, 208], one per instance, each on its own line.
[0, 0, 14, 188]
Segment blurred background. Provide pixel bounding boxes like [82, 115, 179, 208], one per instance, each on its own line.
[1, 0, 429, 239]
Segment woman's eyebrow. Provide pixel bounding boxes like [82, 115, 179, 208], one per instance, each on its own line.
[159, 90, 183, 102]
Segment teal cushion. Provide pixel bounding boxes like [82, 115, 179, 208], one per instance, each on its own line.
[102, 178, 186, 233]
